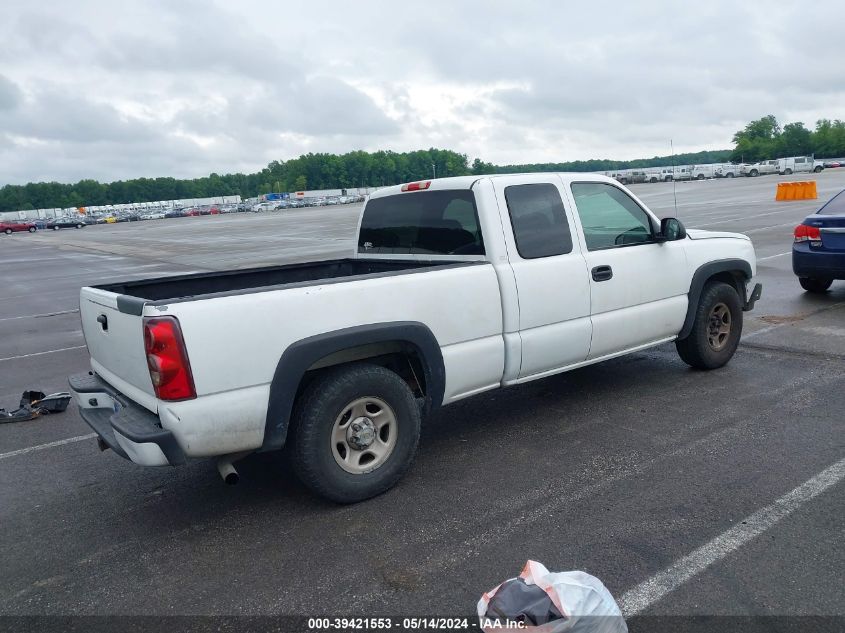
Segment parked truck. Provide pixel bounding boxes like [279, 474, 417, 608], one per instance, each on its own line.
[69, 174, 761, 503]
[777, 156, 823, 175]
[741, 160, 779, 177]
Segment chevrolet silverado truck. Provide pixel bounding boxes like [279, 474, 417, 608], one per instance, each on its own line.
[69, 174, 762, 503]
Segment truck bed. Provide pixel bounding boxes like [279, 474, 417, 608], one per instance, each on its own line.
[96, 258, 476, 303]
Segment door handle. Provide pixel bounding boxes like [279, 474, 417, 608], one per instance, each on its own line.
[97, 314, 108, 331]
[591, 265, 613, 282]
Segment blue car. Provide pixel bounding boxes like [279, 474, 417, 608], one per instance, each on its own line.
[793, 188, 845, 292]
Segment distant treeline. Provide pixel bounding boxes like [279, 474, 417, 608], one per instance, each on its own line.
[730, 116, 845, 163]
[2, 116, 844, 212]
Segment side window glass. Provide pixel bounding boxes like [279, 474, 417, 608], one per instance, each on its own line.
[571, 183, 654, 251]
[504, 183, 573, 259]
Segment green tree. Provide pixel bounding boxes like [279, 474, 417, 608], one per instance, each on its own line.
[293, 175, 307, 192]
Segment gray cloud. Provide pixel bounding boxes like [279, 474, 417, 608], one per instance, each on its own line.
[1, 0, 842, 185]
[0, 75, 23, 111]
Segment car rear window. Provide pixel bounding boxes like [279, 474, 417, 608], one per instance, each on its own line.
[819, 190, 845, 215]
[358, 190, 484, 255]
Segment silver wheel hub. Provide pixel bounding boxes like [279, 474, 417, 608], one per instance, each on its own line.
[347, 417, 376, 450]
[331, 397, 398, 474]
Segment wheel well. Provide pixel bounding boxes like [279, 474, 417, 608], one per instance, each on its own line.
[705, 270, 745, 298]
[302, 342, 428, 399]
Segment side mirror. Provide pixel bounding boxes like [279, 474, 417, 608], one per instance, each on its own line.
[658, 217, 686, 241]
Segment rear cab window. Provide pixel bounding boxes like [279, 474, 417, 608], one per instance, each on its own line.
[358, 190, 484, 255]
[819, 190, 845, 215]
[503, 183, 573, 258]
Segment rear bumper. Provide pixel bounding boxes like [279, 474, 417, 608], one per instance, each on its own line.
[792, 246, 845, 279]
[68, 372, 185, 466]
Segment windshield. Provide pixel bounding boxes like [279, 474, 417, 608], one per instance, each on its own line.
[358, 190, 484, 255]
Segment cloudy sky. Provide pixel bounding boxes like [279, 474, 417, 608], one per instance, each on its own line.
[1, 1, 842, 185]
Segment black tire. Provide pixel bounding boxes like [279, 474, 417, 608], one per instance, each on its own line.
[4, 228, 11, 234]
[799, 277, 832, 293]
[76, 224, 83, 229]
[289, 363, 421, 503]
[53, 226, 60, 231]
[784, 168, 793, 175]
[696, 174, 705, 180]
[814, 166, 823, 173]
[727, 172, 735, 178]
[29, 227, 36, 233]
[750, 169, 759, 177]
[676, 281, 743, 370]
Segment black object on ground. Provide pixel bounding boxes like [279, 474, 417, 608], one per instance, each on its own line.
[0, 390, 71, 423]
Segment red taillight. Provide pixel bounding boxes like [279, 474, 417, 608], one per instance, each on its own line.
[143, 316, 196, 401]
[794, 224, 821, 244]
[401, 181, 431, 192]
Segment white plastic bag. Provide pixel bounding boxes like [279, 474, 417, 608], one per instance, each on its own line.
[477, 560, 628, 633]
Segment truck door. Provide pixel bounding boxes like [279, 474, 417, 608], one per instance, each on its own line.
[566, 181, 688, 359]
[491, 175, 592, 379]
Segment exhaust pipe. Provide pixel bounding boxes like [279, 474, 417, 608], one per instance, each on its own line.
[216, 451, 251, 485]
[217, 459, 239, 485]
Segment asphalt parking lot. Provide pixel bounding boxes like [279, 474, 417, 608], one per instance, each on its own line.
[1, 172, 844, 627]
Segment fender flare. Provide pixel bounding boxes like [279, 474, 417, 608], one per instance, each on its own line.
[679, 259, 752, 339]
[261, 321, 445, 451]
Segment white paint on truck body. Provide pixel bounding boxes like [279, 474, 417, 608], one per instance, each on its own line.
[75, 173, 758, 463]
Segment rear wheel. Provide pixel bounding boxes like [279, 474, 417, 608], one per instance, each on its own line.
[676, 281, 743, 370]
[76, 224, 83, 229]
[53, 226, 60, 231]
[696, 174, 705, 180]
[784, 168, 793, 175]
[799, 277, 832, 293]
[28, 227, 36, 233]
[814, 166, 823, 173]
[727, 172, 735, 178]
[4, 228, 11, 235]
[750, 169, 759, 177]
[289, 363, 421, 503]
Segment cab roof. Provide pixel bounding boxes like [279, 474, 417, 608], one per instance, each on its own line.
[368, 173, 618, 200]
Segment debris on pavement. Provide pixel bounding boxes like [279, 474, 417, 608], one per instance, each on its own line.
[0, 390, 71, 424]
[478, 560, 628, 632]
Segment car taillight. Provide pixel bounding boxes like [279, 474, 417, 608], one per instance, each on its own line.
[401, 181, 431, 192]
[143, 316, 196, 401]
[793, 224, 822, 245]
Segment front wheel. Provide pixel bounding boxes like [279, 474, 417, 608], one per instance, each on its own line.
[676, 281, 743, 370]
[799, 277, 832, 293]
[814, 166, 823, 173]
[289, 363, 421, 503]
[4, 229, 11, 235]
[727, 172, 735, 178]
[76, 224, 83, 229]
[53, 226, 60, 231]
[784, 168, 793, 175]
[29, 227, 36, 233]
[749, 169, 759, 177]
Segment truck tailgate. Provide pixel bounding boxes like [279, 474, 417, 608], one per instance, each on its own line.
[79, 287, 157, 412]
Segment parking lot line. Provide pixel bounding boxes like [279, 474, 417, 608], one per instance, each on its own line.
[757, 251, 791, 261]
[617, 455, 845, 616]
[0, 345, 86, 362]
[0, 433, 97, 461]
[0, 309, 79, 322]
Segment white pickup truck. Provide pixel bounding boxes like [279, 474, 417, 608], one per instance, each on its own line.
[69, 174, 762, 503]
